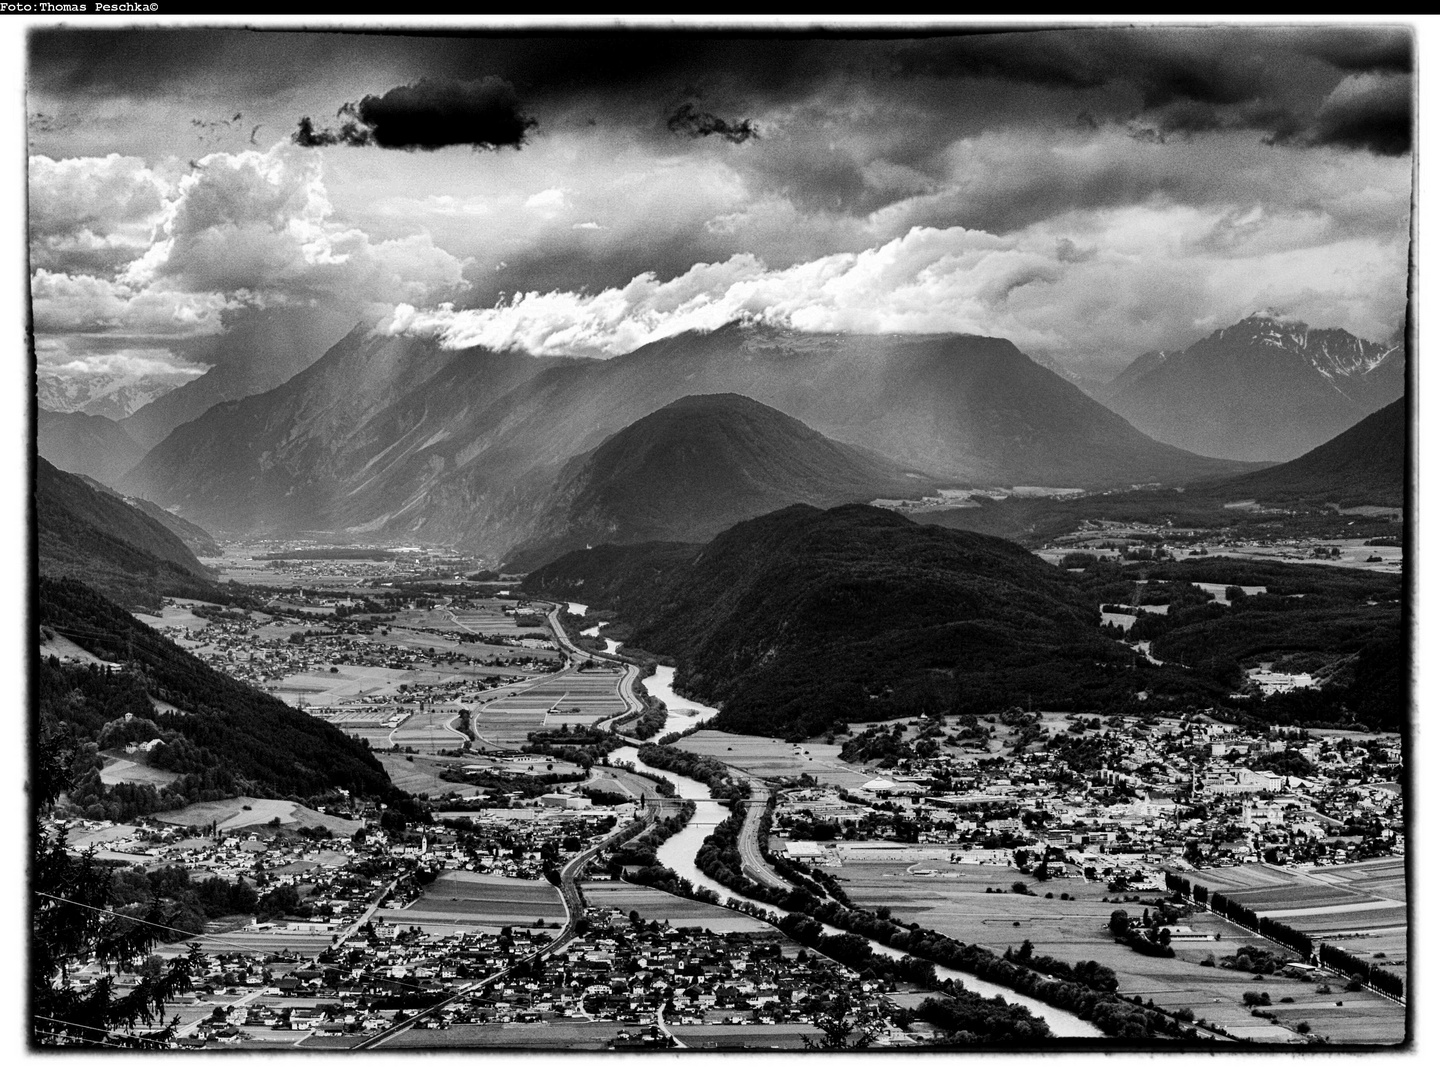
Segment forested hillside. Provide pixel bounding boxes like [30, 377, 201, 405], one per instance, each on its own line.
[36, 576, 401, 821]
[526, 506, 1404, 736]
[37, 457, 226, 611]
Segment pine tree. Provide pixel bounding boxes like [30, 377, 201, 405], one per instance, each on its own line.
[30, 732, 196, 1046]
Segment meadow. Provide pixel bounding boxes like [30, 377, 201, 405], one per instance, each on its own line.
[400, 871, 567, 936]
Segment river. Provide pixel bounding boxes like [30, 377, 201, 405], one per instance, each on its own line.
[607, 746, 1102, 1037]
[640, 665, 717, 741]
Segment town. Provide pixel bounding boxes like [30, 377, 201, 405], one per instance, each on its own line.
[40, 550, 1407, 1048]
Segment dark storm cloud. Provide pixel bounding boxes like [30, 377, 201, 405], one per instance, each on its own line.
[1295, 74, 1412, 156]
[294, 77, 536, 151]
[666, 102, 758, 144]
[32, 25, 1414, 161]
[1291, 25, 1413, 74]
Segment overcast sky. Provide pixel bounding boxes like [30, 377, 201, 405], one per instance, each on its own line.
[26, 21, 1415, 387]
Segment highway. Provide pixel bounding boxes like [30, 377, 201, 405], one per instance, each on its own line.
[735, 783, 788, 891]
[549, 599, 782, 890]
[544, 602, 644, 736]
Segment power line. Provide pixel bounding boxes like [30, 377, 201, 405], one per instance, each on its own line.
[35, 888, 538, 998]
[32, 1014, 172, 1047]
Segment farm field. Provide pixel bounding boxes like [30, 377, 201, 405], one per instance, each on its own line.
[154, 926, 338, 959]
[134, 602, 214, 634]
[381, 754, 490, 798]
[674, 731, 873, 789]
[400, 871, 567, 936]
[98, 754, 180, 789]
[446, 604, 529, 636]
[584, 881, 776, 933]
[470, 709, 549, 751]
[471, 667, 627, 748]
[264, 664, 498, 710]
[830, 859, 1405, 1044]
[674, 1023, 826, 1049]
[384, 1020, 645, 1049]
[39, 629, 117, 667]
[1182, 857, 1408, 965]
[391, 710, 467, 751]
[152, 797, 363, 836]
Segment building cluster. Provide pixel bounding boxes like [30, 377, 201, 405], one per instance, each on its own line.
[777, 714, 1403, 879]
[154, 916, 902, 1047]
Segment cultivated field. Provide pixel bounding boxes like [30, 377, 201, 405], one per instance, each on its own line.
[1183, 857, 1408, 968]
[98, 755, 181, 789]
[153, 926, 338, 959]
[674, 731, 873, 789]
[831, 858, 1405, 1044]
[583, 881, 776, 933]
[391, 710, 468, 751]
[676, 1023, 826, 1049]
[383, 1020, 646, 1049]
[400, 871, 567, 936]
[381, 754, 489, 798]
[152, 797, 363, 836]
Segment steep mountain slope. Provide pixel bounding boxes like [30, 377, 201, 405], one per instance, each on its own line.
[1104, 313, 1404, 461]
[1205, 398, 1406, 507]
[124, 323, 1245, 559]
[37, 456, 221, 611]
[525, 504, 1145, 739]
[66, 471, 223, 557]
[118, 309, 354, 450]
[119, 328, 559, 535]
[502, 394, 939, 569]
[121, 497, 224, 556]
[37, 408, 146, 487]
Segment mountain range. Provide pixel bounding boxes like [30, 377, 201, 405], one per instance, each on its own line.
[37, 368, 189, 421]
[1101, 313, 1404, 461]
[906, 397, 1407, 546]
[117, 309, 358, 450]
[118, 321, 1247, 559]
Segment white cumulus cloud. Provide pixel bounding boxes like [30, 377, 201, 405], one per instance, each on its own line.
[381, 211, 1406, 368]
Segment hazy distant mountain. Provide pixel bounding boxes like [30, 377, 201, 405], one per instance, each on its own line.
[524, 503, 1145, 740]
[120, 327, 563, 537]
[123, 323, 1245, 559]
[502, 393, 939, 569]
[1207, 398, 1406, 507]
[37, 456, 221, 611]
[37, 407, 146, 487]
[1027, 349, 1112, 400]
[1103, 313, 1404, 461]
[118, 310, 354, 450]
[37, 369, 192, 421]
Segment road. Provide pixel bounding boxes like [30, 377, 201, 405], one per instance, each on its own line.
[544, 602, 644, 735]
[175, 985, 268, 1039]
[334, 879, 394, 947]
[735, 784, 788, 891]
[656, 1002, 688, 1049]
[551, 603, 784, 892]
[353, 801, 654, 1049]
